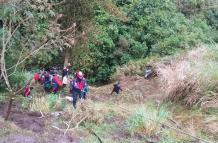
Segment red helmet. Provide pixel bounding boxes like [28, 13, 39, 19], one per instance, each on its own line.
[76, 71, 83, 79]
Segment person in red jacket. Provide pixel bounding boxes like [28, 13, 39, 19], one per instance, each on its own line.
[52, 74, 62, 93]
[34, 72, 40, 83]
[24, 85, 33, 99]
[71, 71, 86, 109]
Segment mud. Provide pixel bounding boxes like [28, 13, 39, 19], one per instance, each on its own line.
[0, 102, 44, 133]
[0, 134, 38, 143]
[90, 76, 165, 103]
[46, 131, 79, 143]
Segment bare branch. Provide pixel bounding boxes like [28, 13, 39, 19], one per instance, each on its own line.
[1, 20, 13, 92]
[52, 0, 66, 6]
[64, 113, 79, 135]
[5, 17, 31, 50]
[53, 116, 88, 134]
[64, 116, 88, 135]
[6, 38, 50, 71]
[39, 110, 45, 118]
[59, 23, 76, 33]
[8, 48, 25, 77]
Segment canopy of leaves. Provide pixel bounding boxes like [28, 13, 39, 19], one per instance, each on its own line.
[0, 0, 61, 90]
[1, 0, 217, 86]
[74, 0, 212, 83]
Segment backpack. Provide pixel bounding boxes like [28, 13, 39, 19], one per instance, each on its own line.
[34, 73, 40, 81]
[44, 73, 50, 82]
[24, 85, 31, 97]
[53, 75, 62, 87]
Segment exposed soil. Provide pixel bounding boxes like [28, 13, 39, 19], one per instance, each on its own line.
[1, 75, 216, 142]
[45, 130, 80, 143]
[0, 101, 80, 143]
[0, 134, 38, 143]
[89, 76, 165, 103]
[0, 102, 44, 133]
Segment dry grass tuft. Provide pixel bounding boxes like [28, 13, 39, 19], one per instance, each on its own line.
[30, 96, 50, 113]
[156, 45, 218, 107]
[77, 99, 105, 124]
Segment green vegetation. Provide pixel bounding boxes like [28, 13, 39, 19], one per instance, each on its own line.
[126, 103, 170, 136]
[1, 0, 217, 86]
[158, 44, 218, 107]
[29, 93, 66, 112]
[81, 0, 213, 82]
[0, 0, 218, 143]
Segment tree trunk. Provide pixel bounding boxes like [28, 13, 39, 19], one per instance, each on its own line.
[63, 48, 71, 67]
[5, 96, 15, 121]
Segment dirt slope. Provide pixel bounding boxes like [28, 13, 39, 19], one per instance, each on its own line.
[89, 76, 165, 103]
[0, 76, 166, 143]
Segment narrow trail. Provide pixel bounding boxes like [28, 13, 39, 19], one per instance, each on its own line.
[89, 76, 166, 103]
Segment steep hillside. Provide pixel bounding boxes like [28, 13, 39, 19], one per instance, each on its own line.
[1, 49, 218, 143]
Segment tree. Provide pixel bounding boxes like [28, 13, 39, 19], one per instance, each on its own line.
[57, 0, 95, 67]
[0, 0, 65, 120]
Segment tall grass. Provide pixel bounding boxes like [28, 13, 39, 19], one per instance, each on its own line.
[157, 44, 218, 106]
[30, 94, 66, 112]
[30, 96, 50, 112]
[126, 103, 170, 137]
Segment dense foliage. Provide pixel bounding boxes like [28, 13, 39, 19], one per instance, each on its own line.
[0, 0, 61, 91]
[1, 0, 217, 87]
[76, 0, 213, 83]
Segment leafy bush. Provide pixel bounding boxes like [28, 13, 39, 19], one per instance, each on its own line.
[47, 94, 66, 111]
[2, 0, 214, 85]
[80, 0, 212, 83]
[8, 71, 27, 90]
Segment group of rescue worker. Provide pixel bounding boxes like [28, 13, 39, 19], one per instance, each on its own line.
[24, 63, 154, 109]
[24, 63, 89, 108]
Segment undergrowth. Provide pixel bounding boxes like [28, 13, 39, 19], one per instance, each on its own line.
[126, 103, 170, 137]
[157, 44, 218, 107]
[111, 56, 158, 81]
[30, 94, 66, 112]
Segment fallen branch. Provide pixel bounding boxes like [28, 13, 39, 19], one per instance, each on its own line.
[39, 110, 45, 118]
[168, 118, 182, 129]
[64, 113, 79, 135]
[52, 115, 88, 135]
[6, 38, 49, 71]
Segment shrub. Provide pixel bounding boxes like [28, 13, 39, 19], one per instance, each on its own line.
[47, 94, 66, 111]
[8, 71, 27, 90]
[111, 56, 158, 81]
